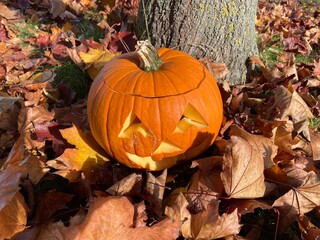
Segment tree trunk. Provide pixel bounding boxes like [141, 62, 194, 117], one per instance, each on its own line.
[136, 0, 259, 85]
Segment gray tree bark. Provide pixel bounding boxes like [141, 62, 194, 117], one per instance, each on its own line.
[136, 0, 259, 85]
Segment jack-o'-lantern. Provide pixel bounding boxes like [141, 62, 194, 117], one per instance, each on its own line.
[87, 41, 223, 170]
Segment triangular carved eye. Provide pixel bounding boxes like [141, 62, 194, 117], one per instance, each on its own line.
[119, 112, 153, 138]
[173, 104, 208, 133]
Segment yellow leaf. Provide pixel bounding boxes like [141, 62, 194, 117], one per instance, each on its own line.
[79, 48, 119, 79]
[57, 125, 109, 180]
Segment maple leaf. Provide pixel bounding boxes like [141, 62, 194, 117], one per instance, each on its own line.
[14, 197, 179, 240]
[221, 136, 267, 199]
[54, 125, 109, 182]
[0, 192, 28, 239]
[79, 48, 119, 79]
[271, 85, 313, 141]
[229, 125, 277, 169]
[34, 121, 71, 156]
[188, 157, 225, 211]
[166, 193, 241, 239]
[273, 172, 320, 231]
[36, 34, 51, 49]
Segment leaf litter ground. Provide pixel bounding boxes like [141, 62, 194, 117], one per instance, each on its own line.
[1, 0, 320, 239]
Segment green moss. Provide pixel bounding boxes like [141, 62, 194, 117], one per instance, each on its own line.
[295, 54, 312, 64]
[13, 20, 39, 43]
[53, 62, 91, 100]
[77, 18, 104, 42]
[309, 117, 320, 131]
[259, 46, 284, 67]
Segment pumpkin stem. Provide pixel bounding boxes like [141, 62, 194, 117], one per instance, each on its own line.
[137, 40, 162, 72]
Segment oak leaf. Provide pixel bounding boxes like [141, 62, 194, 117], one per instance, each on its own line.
[221, 136, 267, 198]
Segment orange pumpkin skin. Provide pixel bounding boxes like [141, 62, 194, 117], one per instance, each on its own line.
[87, 48, 223, 170]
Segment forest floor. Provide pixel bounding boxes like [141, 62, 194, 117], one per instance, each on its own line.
[0, 0, 320, 239]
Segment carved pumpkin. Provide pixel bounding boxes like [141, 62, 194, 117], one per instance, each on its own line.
[87, 41, 223, 170]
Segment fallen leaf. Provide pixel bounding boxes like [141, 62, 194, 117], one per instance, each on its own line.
[226, 199, 272, 215]
[48, 0, 67, 18]
[106, 172, 142, 196]
[165, 191, 242, 239]
[55, 125, 109, 182]
[79, 48, 119, 79]
[17, 105, 54, 151]
[310, 129, 320, 160]
[0, 96, 21, 111]
[61, 196, 180, 240]
[229, 125, 277, 169]
[273, 171, 320, 231]
[0, 2, 20, 19]
[271, 85, 313, 141]
[187, 162, 224, 212]
[195, 206, 240, 239]
[0, 192, 28, 239]
[34, 190, 74, 224]
[143, 170, 167, 218]
[221, 136, 267, 198]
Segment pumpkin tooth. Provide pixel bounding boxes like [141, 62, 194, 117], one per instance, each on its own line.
[153, 139, 183, 155]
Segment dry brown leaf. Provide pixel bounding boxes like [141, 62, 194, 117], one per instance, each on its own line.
[229, 125, 277, 169]
[271, 85, 313, 141]
[0, 2, 20, 19]
[165, 192, 241, 239]
[17, 105, 54, 151]
[61, 196, 180, 240]
[221, 136, 267, 198]
[143, 170, 167, 218]
[310, 129, 320, 160]
[106, 172, 142, 196]
[273, 172, 320, 231]
[249, 55, 272, 80]
[0, 192, 28, 239]
[189, 201, 241, 239]
[188, 158, 224, 211]
[14, 198, 176, 240]
[48, 0, 67, 18]
[165, 192, 191, 235]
